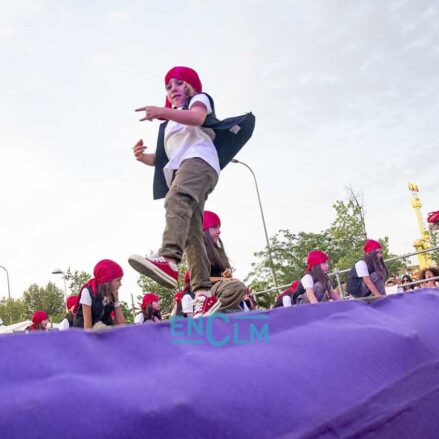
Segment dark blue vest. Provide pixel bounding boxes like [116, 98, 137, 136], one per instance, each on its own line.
[347, 262, 375, 297]
[152, 93, 256, 200]
[73, 287, 115, 328]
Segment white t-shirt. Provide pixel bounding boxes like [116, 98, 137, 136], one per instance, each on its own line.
[58, 318, 70, 331]
[181, 294, 194, 314]
[80, 289, 120, 308]
[134, 313, 144, 325]
[282, 295, 292, 307]
[355, 260, 369, 277]
[301, 274, 314, 289]
[163, 93, 220, 187]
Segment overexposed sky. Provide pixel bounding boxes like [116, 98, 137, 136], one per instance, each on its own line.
[1, 0, 438, 302]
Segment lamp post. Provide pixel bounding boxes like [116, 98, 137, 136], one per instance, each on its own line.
[231, 159, 279, 288]
[52, 268, 67, 299]
[0, 265, 11, 299]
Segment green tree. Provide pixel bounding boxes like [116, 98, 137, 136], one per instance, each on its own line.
[63, 268, 91, 295]
[429, 226, 439, 267]
[0, 298, 28, 325]
[22, 282, 65, 322]
[246, 197, 408, 302]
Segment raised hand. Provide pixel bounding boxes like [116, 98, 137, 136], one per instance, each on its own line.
[135, 106, 162, 121]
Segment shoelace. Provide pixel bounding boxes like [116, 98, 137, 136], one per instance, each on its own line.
[194, 295, 206, 314]
[147, 256, 168, 263]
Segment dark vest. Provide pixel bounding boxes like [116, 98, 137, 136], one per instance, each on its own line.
[73, 287, 115, 328]
[347, 261, 376, 298]
[152, 93, 256, 200]
[176, 289, 195, 317]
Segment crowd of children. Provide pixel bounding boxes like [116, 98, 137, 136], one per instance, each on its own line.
[21, 66, 437, 331]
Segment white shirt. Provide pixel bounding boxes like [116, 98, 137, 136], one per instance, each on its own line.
[80, 289, 120, 307]
[355, 260, 369, 277]
[282, 295, 292, 307]
[163, 93, 220, 187]
[301, 274, 314, 289]
[134, 313, 144, 325]
[58, 318, 70, 331]
[181, 294, 194, 314]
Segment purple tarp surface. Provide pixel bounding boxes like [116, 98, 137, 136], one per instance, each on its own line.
[1, 289, 439, 439]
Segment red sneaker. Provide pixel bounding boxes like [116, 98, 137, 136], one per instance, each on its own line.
[193, 294, 221, 319]
[128, 255, 178, 289]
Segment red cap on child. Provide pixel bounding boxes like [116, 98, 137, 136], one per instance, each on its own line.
[164, 66, 202, 108]
[203, 211, 221, 231]
[305, 250, 329, 272]
[141, 293, 159, 311]
[66, 295, 78, 311]
[363, 239, 382, 254]
[32, 310, 48, 324]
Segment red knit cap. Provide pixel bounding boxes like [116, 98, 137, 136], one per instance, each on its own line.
[66, 295, 78, 311]
[164, 66, 202, 108]
[141, 293, 159, 311]
[363, 239, 382, 254]
[203, 211, 221, 231]
[32, 310, 48, 325]
[306, 250, 329, 272]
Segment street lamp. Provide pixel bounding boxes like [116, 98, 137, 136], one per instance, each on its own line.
[0, 265, 11, 299]
[231, 159, 279, 288]
[52, 268, 67, 299]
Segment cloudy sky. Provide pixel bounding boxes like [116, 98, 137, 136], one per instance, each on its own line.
[1, 0, 438, 303]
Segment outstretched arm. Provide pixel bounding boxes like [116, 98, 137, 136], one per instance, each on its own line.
[135, 102, 208, 126]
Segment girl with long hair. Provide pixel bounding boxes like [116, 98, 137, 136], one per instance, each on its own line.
[296, 250, 340, 304]
[27, 310, 49, 331]
[203, 211, 247, 312]
[73, 259, 125, 330]
[135, 293, 162, 324]
[347, 240, 387, 298]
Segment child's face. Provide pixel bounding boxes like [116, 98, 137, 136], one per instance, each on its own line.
[152, 301, 160, 311]
[208, 225, 221, 244]
[166, 78, 189, 108]
[110, 277, 122, 293]
[320, 261, 329, 273]
[41, 319, 48, 329]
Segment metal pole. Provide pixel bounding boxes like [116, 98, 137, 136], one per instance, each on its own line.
[334, 268, 344, 299]
[231, 159, 279, 288]
[63, 277, 67, 300]
[0, 265, 11, 299]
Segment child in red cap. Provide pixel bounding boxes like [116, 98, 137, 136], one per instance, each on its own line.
[129, 66, 255, 319]
[203, 211, 247, 312]
[171, 271, 195, 318]
[347, 240, 387, 298]
[135, 293, 162, 324]
[296, 250, 340, 304]
[28, 310, 49, 331]
[273, 281, 300, 308]
[58, 295, 79, 330]
[73, 259, 125, 330]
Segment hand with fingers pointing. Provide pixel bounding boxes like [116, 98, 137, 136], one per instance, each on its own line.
[135, 105, 163, 122]
[132, 139, 155, 166]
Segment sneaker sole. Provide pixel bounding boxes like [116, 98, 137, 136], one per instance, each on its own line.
[128, 254, 178, 289]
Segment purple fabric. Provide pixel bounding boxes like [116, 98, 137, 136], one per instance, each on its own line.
[1, 289, 439, 438]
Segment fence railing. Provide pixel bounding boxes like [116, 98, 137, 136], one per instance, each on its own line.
[251, 245, 439, 299]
